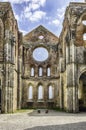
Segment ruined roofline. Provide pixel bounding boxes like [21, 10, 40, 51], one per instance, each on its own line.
[0, 2, 12, 8]
[69, 2, 86, 6]
[0, 2, 17, 21]
[24, 25, 59, 40]
[0, 2, 13, 14]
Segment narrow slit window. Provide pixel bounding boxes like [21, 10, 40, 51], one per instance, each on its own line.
[47, 67, 50, 76]
[49, 85, 54, 99]
[28, 86, 33, 99]
[31, 67, 34, 76]
[38, 85, 43, 99]
[39, 67, 43, 76]
[83, 33, 86, 40]
[82, 20, 86, 25]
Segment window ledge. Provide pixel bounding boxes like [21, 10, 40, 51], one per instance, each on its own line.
[37, 100, 44, 102]
[27, 100, 33, 102]
[47, 100, 54, 102]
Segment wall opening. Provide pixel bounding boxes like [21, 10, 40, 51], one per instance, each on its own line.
[39, 67, 43, 77]
[28, 85, 33, 99]
[83, 33, 86, 40]
[0, 79, 1, 110]
[48, 85, 53, 99]
[78, 71, 86, 111]
[82, 20, 86, 25]
[38, 85, 43, 100]
[31, 67, 35, 77]
[47, 67, 51, 76]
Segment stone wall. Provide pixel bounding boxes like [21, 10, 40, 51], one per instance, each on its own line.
[59, 2, 86, 112]
[22, 25, 60, 109]
[0, 2, 21, 113]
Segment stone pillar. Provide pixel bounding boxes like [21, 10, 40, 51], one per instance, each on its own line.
[59, 74, 63, 109]
[67, 87, 73, 112]
[78, 80, 83, 99]
[66, 43, 79, 112]
[73, 86, 79, 113]
[66, 64, 79, 112]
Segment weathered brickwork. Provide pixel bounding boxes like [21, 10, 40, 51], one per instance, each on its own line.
[22, 25, 59, 108]
[0, 2, 86, 113]
[0, 2, 22, 113]
[59, 2, 86, 112]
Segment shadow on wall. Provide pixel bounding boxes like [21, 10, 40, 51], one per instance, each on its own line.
[25, 122, 86, 130]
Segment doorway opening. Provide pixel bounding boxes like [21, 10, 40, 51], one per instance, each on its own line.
[78, 71, 86, 111]
[0, 88, 1, 111]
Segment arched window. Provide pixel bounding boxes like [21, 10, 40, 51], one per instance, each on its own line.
[39, 67, 43, 76]
[47, 67, 50, 76]
[28, 85, 33, 99]
[38, 85, 43, 99]
[31, 67, 34, 76]
[83, 33, 86, 40]
[82, 20, 86, 25]
[48, 85, 54, 99]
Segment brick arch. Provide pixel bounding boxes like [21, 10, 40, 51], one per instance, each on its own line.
[78, 70, 86, 111]
[47, 83, 55, 99]
[38, 66, 43, 77]
[28, 84, 33, 100]
[37, 82, 43, 88]
[28, 83, 34, 86]
[30, 65, 35, 77]
[78, 68, 86, 85]
[37, 83, 44, 100]
[76, 12, 86, 46]
[46, 64, 51, 75]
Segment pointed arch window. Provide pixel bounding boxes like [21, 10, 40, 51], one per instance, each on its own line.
[82, 20, 86, 25]
[48, 85, 54, 99]
[83, 33, 86, 40]
[31, 67, 35, 76]
[39, 67, 43, 77]
[38, 85, 43, 99]
[47, 67, 51, 76]
[28, 85, 33, 99]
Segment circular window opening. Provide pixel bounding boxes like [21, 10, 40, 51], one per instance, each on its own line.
[33, 47, 49, 62]
[38, 35, 44, 39]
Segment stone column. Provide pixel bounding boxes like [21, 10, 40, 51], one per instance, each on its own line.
[67, 87, 73, 112]
[73, 86, 79, 113]
[66, 43, 79, 112]
[59, 74, 63, 109]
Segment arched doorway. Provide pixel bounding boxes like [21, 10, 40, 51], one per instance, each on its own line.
[78, 71, 86, 111]
[0, 88, 1, 111]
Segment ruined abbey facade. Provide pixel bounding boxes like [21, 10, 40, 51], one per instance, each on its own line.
[0, 2, 86, 113]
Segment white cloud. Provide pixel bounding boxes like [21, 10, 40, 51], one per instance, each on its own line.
[11, 0, 47, 23]
[57, 7, 65, 19]
[0, 0, 30, 4]
[30, 3, 40, 10]
[14, 14, 20, 21]
[24, 3, 40, 13]
[24, 11, 32, 19]
[52, 19, 60, 26]
[29, 10, 46, 22]
[31, 0, 46, 7]
[48, 19, 60, 27]
[1, 0, 46, 5]
[20, 29, 28, 35]
[24, 0, 46, 12]
[23, 0, 47, 22]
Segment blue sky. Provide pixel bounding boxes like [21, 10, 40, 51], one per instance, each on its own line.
[0, 0, 85, 37]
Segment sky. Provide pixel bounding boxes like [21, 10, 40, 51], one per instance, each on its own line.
[0, 0, 85, 37]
